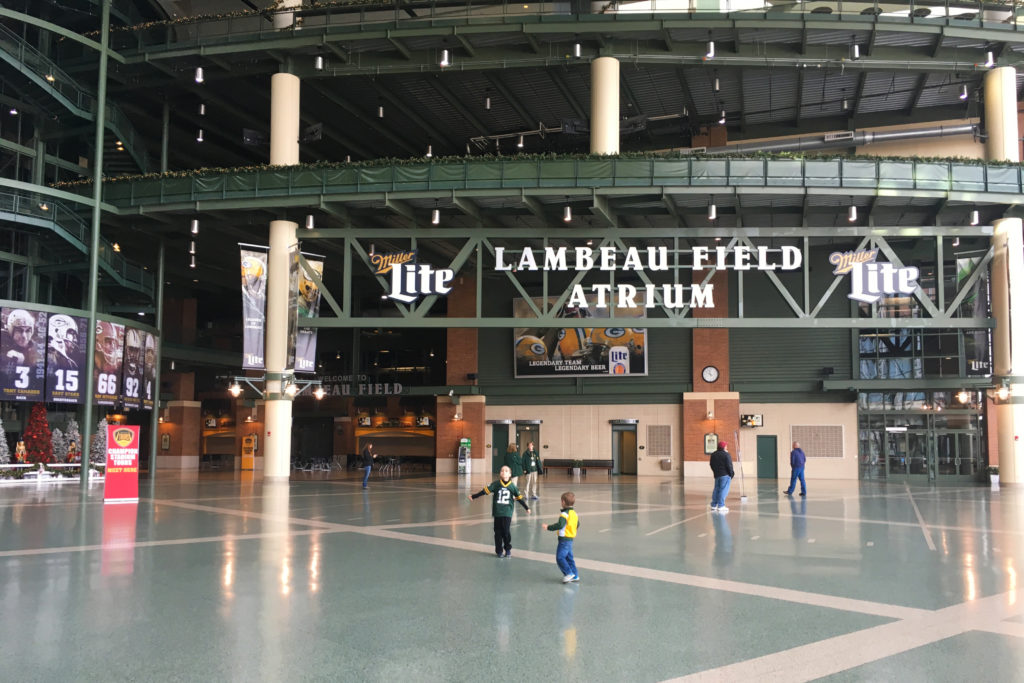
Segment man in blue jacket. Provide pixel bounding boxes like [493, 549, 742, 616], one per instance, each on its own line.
[784, 441, 807, 497]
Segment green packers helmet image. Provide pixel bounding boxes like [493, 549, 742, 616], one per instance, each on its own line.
[241, 257, 266, 297]
[514, 335, 547, 372]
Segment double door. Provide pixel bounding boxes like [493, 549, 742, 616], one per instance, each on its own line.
[885, 430, 979, 482]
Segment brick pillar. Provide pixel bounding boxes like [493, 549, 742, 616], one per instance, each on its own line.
[446, 276, 478, 385]
[683, 268, 739, 477]
[156, 400, 201, 469]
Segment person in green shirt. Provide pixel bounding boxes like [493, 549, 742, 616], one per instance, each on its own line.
[504, 443, 523, 486]
[468, 465, 531, 557]
[521, 442, 542, 500]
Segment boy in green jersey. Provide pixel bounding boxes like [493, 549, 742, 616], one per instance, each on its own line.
[546, 491, 579, 582]
[468, 465, 531, 557]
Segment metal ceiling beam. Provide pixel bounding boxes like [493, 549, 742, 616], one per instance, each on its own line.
[675, 69, 700, 127]
[484, 72, 536, 130]
[548, 69, 587, 122]
[388, 35, 412, 60]
[591, 194, 619, 229]
[795, 68, 805, 128]
[907, 74, 930, 115]
[428, 75, 490, 137]
[455, 34, 477, 58]
[308, 83, 418, 156]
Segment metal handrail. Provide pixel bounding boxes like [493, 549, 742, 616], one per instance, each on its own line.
[107, 0, 1022, 52]
[0, 189, 155, 296]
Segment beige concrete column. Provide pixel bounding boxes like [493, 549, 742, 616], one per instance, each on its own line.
[272, 0, 302, 30]
[590, 57, 619, 155]
[985, 67, 1019, 163]
[264, 70, 301, 479]
[991, 217, 1024, 483]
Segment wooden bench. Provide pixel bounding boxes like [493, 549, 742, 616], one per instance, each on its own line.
[541, 459, 614, 475]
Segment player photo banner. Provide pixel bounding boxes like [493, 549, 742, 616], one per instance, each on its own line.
[1, 307, 47, 401]
[141, 331, 156, 410]
[240, 246, 268, 369]
[513, 296, 648, 378]
[121, 327, 144, 409]
[94, 320, 124, 406]
[45, 313, 87, 404]
[285, 244, 299, 372]
[294, 253, 325, 374]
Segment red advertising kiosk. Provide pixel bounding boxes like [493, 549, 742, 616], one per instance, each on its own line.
[103, 424, 140, 503]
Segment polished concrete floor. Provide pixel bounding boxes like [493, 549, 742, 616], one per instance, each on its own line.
[1, 471, 1022, 682]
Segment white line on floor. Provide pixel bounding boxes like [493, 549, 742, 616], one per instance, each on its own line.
[905, 482, 937, 551]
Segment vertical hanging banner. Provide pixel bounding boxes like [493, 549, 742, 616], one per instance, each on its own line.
[0, 307, 47, 401]
[45, 313, 87, 404]
[142, 332, 156, 410]
[286, 244, 299, 372]
[240, 245, 268, 369]
[121, 328, 144, 409]
[104, 424, 140, 503]
[94, 321, 124, 405]
[294, 253, 325, 374]
[958, 256, 992, 376]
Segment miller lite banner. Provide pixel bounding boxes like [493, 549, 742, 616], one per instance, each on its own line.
[294, 252, 325, 374]
[829, 248, 918, 303]
[513, 295, 648, 378]
[104, 424, 140, 503]
[240, 245, 268, 369]
[0, 306, 47, 401]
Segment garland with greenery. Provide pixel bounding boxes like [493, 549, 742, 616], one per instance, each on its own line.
[49, 151, 1024, 190]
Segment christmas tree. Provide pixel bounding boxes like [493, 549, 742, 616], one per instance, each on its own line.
[0, 415, 9, 464]
[23, 403, 53, 464]
[51, 427, 67, 466]
[90, 418, 108, 464]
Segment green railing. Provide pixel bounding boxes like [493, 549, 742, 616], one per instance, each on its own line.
[97, 157, 1024, 206]
[0, 190, 155, 297]
[108, 0, 1022, 53]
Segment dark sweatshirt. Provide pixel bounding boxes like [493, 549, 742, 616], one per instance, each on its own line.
[790, 447, 806, 469]
[709, 449, 734, 478]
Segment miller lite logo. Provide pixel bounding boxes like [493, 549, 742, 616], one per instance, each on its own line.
[829, 249, 918, 304]
[609, 346, 629, 375]
[374, 251, 455, 304]
[112, 428, 135, 447]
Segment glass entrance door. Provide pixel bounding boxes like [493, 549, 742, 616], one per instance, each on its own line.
[886, 431, 933, 481]
[934, 431, 980, 480]
[886, 429, 980, 482]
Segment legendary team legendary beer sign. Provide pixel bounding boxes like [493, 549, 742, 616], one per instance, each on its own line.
[829, 248, 919, 303]
[104, 425, 140, 503]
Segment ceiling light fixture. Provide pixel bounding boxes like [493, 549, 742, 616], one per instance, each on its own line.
[199, 103, 206, 115]
[196, 129, 204, 142]
[377, 104, 384, 118]
[426, 143, 433, 158]
[517, 134, 524, 149]
[997, 384, 1010, 401]
[706, 40, 715, 59]
[485, 96, 491, 110]
[440, 49, 450, 68]
[842, 97, 849, 111]
[45, 73, 55, 83]
[957, 390, 971, 404]
[285, 382, 299, 397]
[970, 210, 980, 226]
[431, 207, 441, 225]
[112, 242, 121, 253]
[714, 76, 720, 92]
[305, 214, 315, 230]
[708, 202, 717, 221]
[191, 219, 199, 234]
[189, 254, 196, 269]
[313, 386, 325, 400]
[39, 202, 49, 211]
[850, 44, 860, 60]
[563, 199, 572, 223]
[960, 84, 969, 100]
[314, 55, 324, 71]
[574, 42, 581, 59]
[195, 67, 204, 83]
[8, 107, 16, 115]
[848, 204, 858, 222]
[985, 51, 995, 68]
[952, 237, 961, 247]
[229, 382, 242, 397]
[189, 240, 195, 255]
[718, 110, 726, 124]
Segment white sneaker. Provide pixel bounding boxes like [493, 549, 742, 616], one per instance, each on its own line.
[718, 506, 729, 514]
[562, 574, 574, 583]
[709, 506, 719, 512]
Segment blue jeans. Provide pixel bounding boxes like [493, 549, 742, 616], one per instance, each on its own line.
[785, 467, 806, 495]
[711, 475, 732, 508]
[556, 538, 577, 577]
[362, 465, 372, 487]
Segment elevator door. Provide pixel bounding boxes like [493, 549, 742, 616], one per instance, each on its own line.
[612, 425, 637, 475]
[491, 424, 509, 474]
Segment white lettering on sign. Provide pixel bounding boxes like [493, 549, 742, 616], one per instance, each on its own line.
[387, 263, 454, 303]
[829, 249, 919, 304]
[569, 284, 715, 309]
[494, 245, 792, 273]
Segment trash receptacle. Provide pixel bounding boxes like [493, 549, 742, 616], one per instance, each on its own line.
[660, 458, 672, 471]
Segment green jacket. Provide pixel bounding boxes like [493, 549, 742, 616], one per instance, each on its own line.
[505, 450, 524, 477]
[522, 449, 541, 473]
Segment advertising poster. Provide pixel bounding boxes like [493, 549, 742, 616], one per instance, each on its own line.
[94, 320, 124, 406]
[0, 306, 47, 401]
[286, 244, 299, 372]
[958, 256, 991, 376]
[45, 313, 87, 404]
[295, 253, 325, 374]
[141, 331, 156, 410]
[240, 246, 268, 369]
[104, 424, 140, 503]
[121, 327, 145, 409]
[513, 296, 648, 378]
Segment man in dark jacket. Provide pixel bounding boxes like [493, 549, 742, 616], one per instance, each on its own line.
[784, 441, 807, 497]
[709, 440, 734, 513]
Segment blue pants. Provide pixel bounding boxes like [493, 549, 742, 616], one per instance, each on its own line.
[556, 538, 577, 577]
[785, 467, 806, 495]
[362, 465, 372, 487]
[711, 475, 732, 508]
